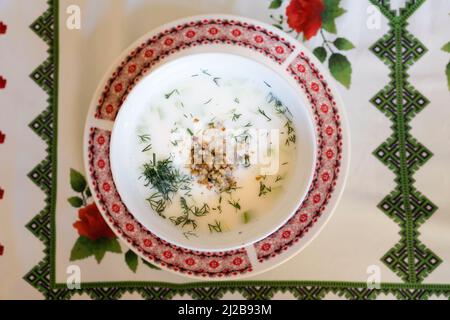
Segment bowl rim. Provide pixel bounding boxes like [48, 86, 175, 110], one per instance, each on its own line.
[108, 51, 318, 252]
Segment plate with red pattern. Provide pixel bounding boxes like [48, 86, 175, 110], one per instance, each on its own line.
[83, 15, 349, 279]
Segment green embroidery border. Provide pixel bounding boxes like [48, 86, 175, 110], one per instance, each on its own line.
[24, 0, 450, 300]
[369, 0, 441, 283]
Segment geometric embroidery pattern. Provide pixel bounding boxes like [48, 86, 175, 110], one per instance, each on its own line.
[370, 0, 441, 283]
[24, 0, 450, 299]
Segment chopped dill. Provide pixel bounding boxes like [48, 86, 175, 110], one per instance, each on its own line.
[170, 197, 210, 230]
[208, 220, 223, 233]
[232, 110, 242, 122]
[213, 77, 221, 87]
[204, 98, 213, 105]
[201, 69, 211, 76]
[258, 108, 272, 121]
[284, 120, 296, 146]
[183, 231, 198, 239]
[138, 134, 152, 152]
[187, 128, 194, 136]
[165, 89, 179, 99]
[259, 181, 272, 197]
[263, 81, 272, 88]
[142, 154, 191, 217]
[228, 199, 241, 212]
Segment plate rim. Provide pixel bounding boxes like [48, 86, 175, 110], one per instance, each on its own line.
[83, 14, 351, 280]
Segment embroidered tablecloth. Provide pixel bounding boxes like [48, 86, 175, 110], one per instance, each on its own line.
[0, 0, 449, 300]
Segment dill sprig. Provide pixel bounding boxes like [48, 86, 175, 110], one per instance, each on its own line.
[142, 154, 191, 217]
[259, 181, 272, 197]
[228, 199, 241, 212]
[165, 89, 180, 99]
[170, 197, 210, 230]
[258, 108, 272, 121]
[208, 220, 223, 233]
[285, 120, 296, 146]
[231, 110, 242, 122]
[138, 134, 152, 152]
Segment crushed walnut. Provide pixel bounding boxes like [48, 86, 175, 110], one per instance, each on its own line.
[189, 123, 237, 192]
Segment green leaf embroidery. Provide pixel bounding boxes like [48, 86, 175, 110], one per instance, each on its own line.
[92, 244, 107, 264]
[329, 53, 352, 88]
[69, 237, 121, 264]
[92, 238, 121, 264]
[446, 61, 450, 91]
[105, 238, 122, 253]
[70, 169, 87, 193]
[67, 196, 83, 208]
[322, 0, 346, 34]
[125, 250, 138, 273]
[441, 41, 450, 53]
[313, 46, 328, 63]
[269, 0, 282, 9]
[142, 259, 161, 270]
[70, 237, 93, 261]
[85, 188, 92, 198]
[333, 37, 355, 50]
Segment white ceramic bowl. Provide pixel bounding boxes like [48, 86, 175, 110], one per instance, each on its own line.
[110, 52, 317, 252]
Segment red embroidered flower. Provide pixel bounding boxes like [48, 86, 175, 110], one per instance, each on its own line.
[0, 76, 7, 89]
[297, 64, 306, 73]
[73, 203, 116, 241]
[286, 0, 325, 40]
[209, 260, 219, 269]
[262, 243, 271, 251]
[320, 104, 329, 113]
[0, 22, 7, 35]
[311, 82, 320, 92]
[322, 172, 330, 182]
[125, 223, 135, 232]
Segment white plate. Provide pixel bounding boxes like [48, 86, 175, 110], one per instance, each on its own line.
[84, 15, 350, 279]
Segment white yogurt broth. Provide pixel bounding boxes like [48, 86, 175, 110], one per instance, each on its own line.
[132, 66, 298, 238]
